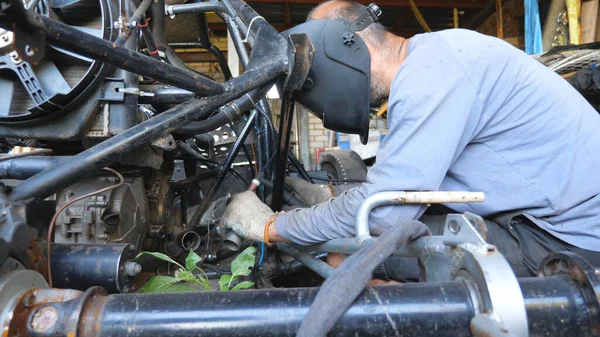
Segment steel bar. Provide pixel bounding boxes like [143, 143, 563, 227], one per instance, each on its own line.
[0, 156, 67, 179]
[270, 92, 296, 211]
[8, 60, 285, 202]
[138, 85, 195, 104]
[6, 273, 599, 337]
[36, 15, 225, 96]
[277, 244, 334, 278]
[188, 109, 258, 228]
[166, 2, 226, 15]
[129, 0, 153, 25]
[355, 191, 485, 241]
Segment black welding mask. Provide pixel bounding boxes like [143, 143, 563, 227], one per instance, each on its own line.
[281, 4, 382, 144]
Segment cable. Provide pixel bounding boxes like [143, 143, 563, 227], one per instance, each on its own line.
[0, 149, 52, 162]
[258, 242, 265, 266]
[46, 167, 124, 287]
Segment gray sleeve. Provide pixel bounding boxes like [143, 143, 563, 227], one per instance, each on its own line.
[276, 36, 484, 245]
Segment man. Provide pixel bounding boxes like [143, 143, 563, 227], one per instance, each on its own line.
[220, 0, 600, 278]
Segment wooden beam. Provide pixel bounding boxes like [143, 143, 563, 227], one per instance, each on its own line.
[495, 0, 503, 38]
[465, 0, 495, 28]
[283, 3, 292, 26]
[581, 0, 598, 43]
[246, 0, 486, 9]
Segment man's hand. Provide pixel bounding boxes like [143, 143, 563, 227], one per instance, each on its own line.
[284, 177, 333, 207]
[220, 191, 282, 243]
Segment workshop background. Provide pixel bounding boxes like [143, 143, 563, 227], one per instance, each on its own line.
[171, 0, 599, 167]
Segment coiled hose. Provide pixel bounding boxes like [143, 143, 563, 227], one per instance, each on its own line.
[296, 220, 430, 337]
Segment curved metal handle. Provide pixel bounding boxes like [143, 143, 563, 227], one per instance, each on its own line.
[354, 191, 485, 242]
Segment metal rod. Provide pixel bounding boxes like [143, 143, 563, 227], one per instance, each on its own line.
[270, 92, 296, 211]
[129, 0, 153, 25]
[287, 151, 313, 183]
[8, 60, 285, 202]
[166, 2, 226, 16]
[277, 244, 334, 278]
[138, 85, 195, 104]
[355, 191, 485, 241]
[39, 15, 225, 96]
[0, 156, 67, 179]
[188, 109, 258, 228]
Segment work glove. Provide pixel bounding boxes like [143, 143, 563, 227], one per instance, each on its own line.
[284, 177, 334, 207]
[220, 191, 275, 243]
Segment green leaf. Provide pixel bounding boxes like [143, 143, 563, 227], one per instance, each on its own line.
[219, 274, 235, 291]
[231, 281, 255, 291]
[135, 251, 184, 270]
[230, 246, 256, 278]
[164, 284, 197, 293]
[137, 275, 180, 293]
[185, 250, 203, 272]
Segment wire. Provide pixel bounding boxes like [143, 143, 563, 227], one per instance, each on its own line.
[46, 167, 124, 287]
[258, 242, 265, 266]
[0, 149, 53, 162]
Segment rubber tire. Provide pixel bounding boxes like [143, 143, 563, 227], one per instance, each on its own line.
[319, 150, 367, 184]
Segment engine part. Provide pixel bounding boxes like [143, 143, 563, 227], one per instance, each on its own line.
[50, 243, 138, 293]
[319, 149, 368, 183]
[0, 194, 30, 268]
[1, 252, 599, 336]
[54, 175, 148, 249]
[163, 228, 201, 256]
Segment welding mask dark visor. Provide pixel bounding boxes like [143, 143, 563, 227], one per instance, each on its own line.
[282, 19, 371, 144]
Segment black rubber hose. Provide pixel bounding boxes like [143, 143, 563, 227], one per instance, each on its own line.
[296, 220, 430, 337]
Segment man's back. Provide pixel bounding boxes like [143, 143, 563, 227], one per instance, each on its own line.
[408, 29, 600, 250]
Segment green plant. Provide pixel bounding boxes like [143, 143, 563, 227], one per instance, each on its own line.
[136, 247, 256, 293]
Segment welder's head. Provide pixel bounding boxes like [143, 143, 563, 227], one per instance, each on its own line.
[281, 1, 384, 144]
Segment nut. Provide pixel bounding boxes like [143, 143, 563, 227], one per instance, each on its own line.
[30, 305, 59, 332]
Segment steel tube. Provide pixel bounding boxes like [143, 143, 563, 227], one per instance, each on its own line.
[138, 85, 195, 104]
[39, 15, 225, 96]
[277, 244, 334, 278]
[129, 0, 154, 25]
[166, 2, 226, 15]
[6, 274, 597, 337]
[270, 92, 296, 211]
[8, 60, 285, 202]
[0, 156, 68, 179]
[85, 282, 478, 337]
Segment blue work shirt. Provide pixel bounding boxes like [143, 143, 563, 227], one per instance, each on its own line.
[275, 29, 600, 251]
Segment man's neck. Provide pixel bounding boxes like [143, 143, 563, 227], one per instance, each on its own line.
[379, 34, 410, 89]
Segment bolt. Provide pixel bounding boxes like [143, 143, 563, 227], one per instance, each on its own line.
[448, 220, 461, 234]
[30, 305, 59, 333]
[123, 261, 142, 277]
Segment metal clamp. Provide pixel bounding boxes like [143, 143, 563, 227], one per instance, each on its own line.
[443, 215, 529, 337]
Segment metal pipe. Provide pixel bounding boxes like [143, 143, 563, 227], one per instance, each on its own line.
[188, 109, 258, 228]
[0, 156, 68, 179]
[38, 15, 225, 96]
[129, 0, 153, 25]
[166, 2, 226, 16]
[149, 0, 166, 52]
[354, 191, 485, 241]
[8, 60, 286, 202]
[6, 274, 599, 337]
[138, 85, 195, 104]
[277, 243, 334, 278]
[270, 92, 296, 211]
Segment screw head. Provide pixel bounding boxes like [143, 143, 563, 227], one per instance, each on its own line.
[30, 305, 59, 332]
[448, 220, 461, 234]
